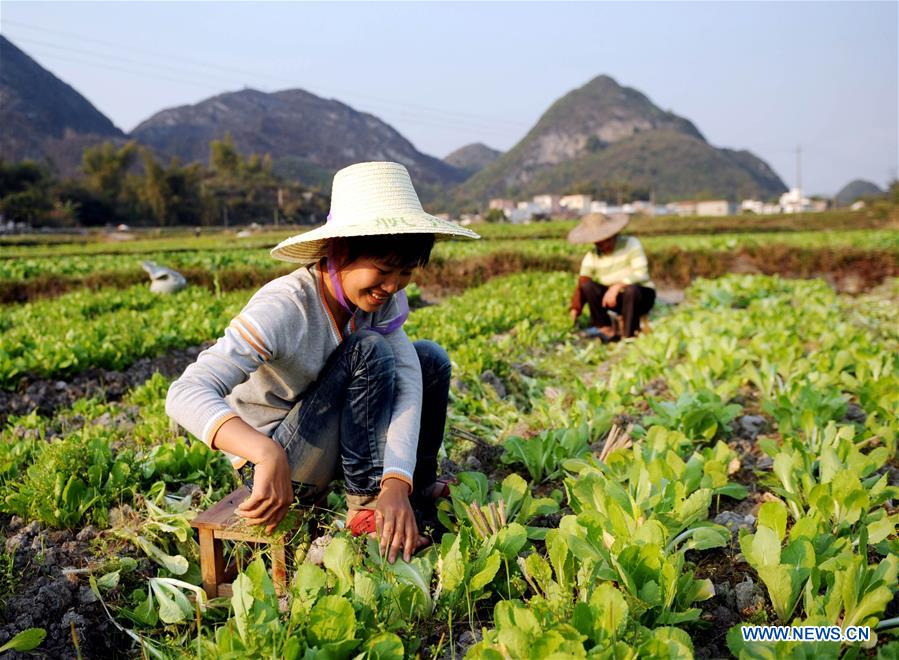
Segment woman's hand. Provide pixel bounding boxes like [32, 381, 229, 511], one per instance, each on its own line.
[375, 478, 421, 563]
[236, 441, 293, 534]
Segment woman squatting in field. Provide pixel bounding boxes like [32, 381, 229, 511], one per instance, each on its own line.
[166, 162, 479, 563]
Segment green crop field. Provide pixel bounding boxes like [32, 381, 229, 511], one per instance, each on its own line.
[3, 230, 898, 307]
[1, 224, 897, 658]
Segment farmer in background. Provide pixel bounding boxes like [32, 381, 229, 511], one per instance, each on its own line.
[568, 212, 656, 342]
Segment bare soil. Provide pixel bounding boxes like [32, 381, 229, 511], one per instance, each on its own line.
[0, 342, 213, 426]
[0, 517, 134, 659]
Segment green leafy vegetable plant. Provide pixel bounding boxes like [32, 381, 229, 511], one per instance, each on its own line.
[501, 424, 592, 483]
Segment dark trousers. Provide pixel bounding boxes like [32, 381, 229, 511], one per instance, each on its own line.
[578, 280, 656, 337]
[239, 329, 450, 506]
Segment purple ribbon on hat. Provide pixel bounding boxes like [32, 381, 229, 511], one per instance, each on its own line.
[325, 242, 409, 335]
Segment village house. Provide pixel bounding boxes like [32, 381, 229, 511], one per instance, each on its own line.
[561, 194, 593, 215]
[488, 198, 515, 212]
[779, 188, 812, 214]
[532, 194, 562, 214]
[742, 199, 783, 214]
[629, 200, 656, 215]
[741, 199, 764, 214]
[508, 201, 543, 223]
[696, 200, 734, 216]
[666, 201, 698, 216]
[588, 200, 607, 214]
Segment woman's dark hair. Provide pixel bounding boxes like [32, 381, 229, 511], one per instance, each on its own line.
[330, 234, 436, 269]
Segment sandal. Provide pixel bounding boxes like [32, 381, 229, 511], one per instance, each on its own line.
[348, 478, 455, 540]
[348, 508, 432, 554]
[347, 509, 377, 537]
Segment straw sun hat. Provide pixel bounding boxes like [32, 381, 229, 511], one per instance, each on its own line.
[271, 161, 480, 264]
[567, 212, 630, 244]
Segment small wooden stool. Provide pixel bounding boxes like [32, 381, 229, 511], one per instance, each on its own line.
[191, 486, 289, 598]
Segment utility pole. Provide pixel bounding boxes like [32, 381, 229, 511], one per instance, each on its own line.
[796, 144, 802, 222]
[275, 187, 284, 227]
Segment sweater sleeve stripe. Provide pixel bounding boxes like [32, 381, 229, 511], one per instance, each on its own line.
[202, 412, 247, 469]
[202, 409, 239, 448]
[380, 471, 413, 493]
[238, 314, 273, 357]
[230, 319, 272, 360]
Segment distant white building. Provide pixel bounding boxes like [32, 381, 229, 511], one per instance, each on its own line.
[667, 201, 698, 216]
[630, 200, 654, 215]
[509, 201, 542, 223]
[561, 194, 593, 215]
[488, 198, 515, 212]
[588, 200, 608, 214]
[741, 199, 764, 214]
[532, 194, 562, 214]
[779, 188, 812, 214]
[696, 200, 733, 217]
[744, 199, 786, 215]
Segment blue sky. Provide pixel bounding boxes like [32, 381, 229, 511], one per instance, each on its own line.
[2, 1, 896, 195]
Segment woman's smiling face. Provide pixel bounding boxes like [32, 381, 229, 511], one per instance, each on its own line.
[340, 257, 414, 312]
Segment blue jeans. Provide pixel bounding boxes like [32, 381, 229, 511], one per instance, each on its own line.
[239, 329, 451, 506]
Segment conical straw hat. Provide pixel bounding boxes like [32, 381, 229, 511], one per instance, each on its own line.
[567, 212, 630, 244]
[271, 161, 479, 264]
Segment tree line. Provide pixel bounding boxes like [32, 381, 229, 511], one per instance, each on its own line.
[0, 135, 329, 228]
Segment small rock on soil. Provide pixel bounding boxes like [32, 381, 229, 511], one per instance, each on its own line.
[479, 370, 508, 399]
[735, 415, 766, 440]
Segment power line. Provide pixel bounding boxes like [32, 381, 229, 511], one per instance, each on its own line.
[3, 19, 528, 135]
[3, 18, 277, 82]
[20, 45, 524, 141]
[12, 34, 525, 140]
[13, 36, 243, 90]
[21, 47, 230, 93]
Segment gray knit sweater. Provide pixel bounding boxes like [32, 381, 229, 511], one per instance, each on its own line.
[165, 263, 422, 487]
